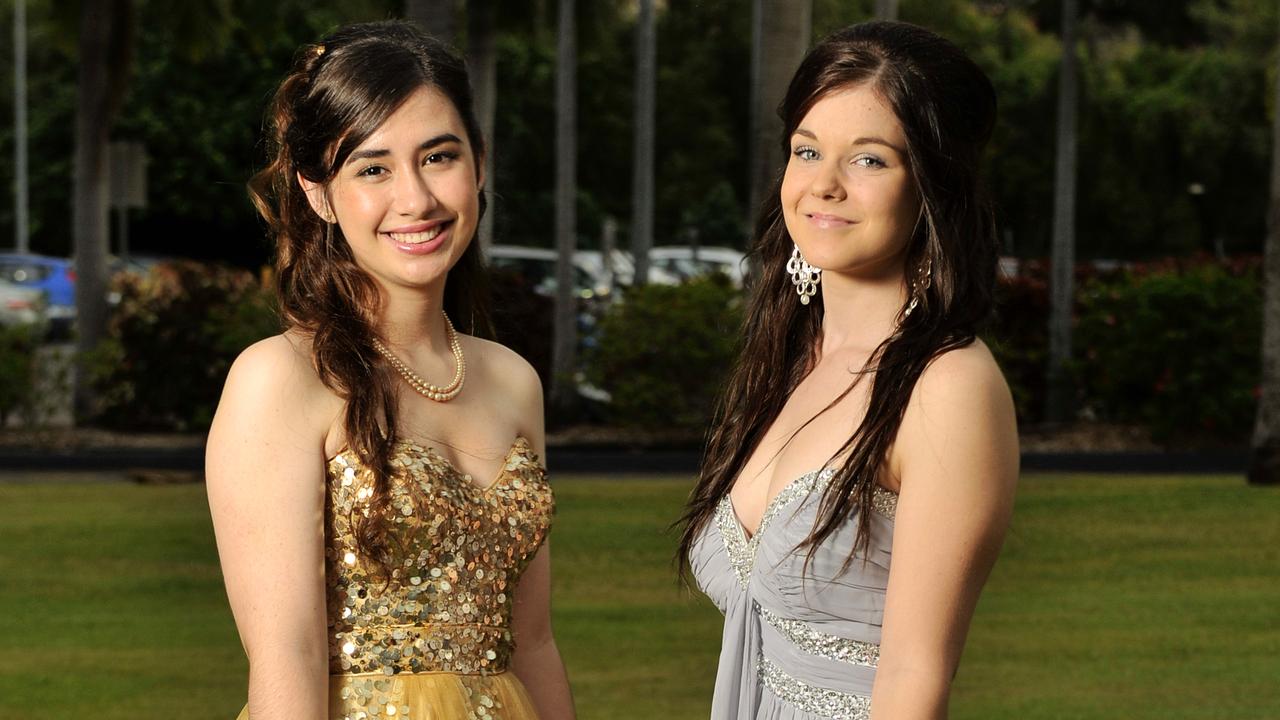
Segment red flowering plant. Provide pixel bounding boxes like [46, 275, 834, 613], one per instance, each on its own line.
[1070, 255, 1261, 446]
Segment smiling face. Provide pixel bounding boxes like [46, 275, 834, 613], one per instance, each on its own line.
[780, 83, 920, 282]
[304, 85, 483, 293]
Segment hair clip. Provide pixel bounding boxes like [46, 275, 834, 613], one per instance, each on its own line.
[314, 44, 326, 57]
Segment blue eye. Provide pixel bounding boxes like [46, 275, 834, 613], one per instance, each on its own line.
[792, 146, 819, 161]
[854, 155, 887, 169]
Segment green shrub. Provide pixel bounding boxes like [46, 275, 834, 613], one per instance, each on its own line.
[1072, 257, 1260, 444]
[585, 276, 742, 429]
[88, 260, 279, 431]
[986, 267, 1050, 424]
[0, 324, 38, 424]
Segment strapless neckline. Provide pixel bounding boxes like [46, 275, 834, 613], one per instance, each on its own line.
[327, 435, 535, 493]
[729, 468, 898, 540]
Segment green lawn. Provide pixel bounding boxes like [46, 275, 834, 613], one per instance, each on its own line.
[0, 473, 1276, 719]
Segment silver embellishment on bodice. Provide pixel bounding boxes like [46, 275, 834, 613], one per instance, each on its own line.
[714, 469, 897, 589]
[758, 603, 880, 667]
[758, 655, 872, 719]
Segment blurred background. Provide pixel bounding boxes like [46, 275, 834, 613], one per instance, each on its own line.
[1, 1, 1278, 718]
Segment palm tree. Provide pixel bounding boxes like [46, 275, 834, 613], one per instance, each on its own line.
[874, 0, 898, 21]
[1248, 9, 1280, 486]
[466, 0, 497, 250]
[550, 0, 577, 415]
[1046, 0, 1079, 424]
[747, 0, 812, 231]
[406, 0, 457, 43]
[630, 0, 656, 286]
[72, 0, 132, 419]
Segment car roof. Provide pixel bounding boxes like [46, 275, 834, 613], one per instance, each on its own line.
[0, 253, 70, 264]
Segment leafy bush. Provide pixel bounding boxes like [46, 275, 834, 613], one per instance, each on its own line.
[585, 276, 742, 429]
[0, 324, 38, 424]
[88, 260, 279, 431]
[986, 267, 1050, 424]
[1071, 256, 1260, 444]
[491, 268, 554, 390]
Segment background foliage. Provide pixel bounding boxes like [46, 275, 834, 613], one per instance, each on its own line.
[2, 0, 1278, 263]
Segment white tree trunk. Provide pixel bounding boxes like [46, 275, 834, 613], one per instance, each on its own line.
[73, 0, 128, 420]
[1248, 9, 1280, 485]
[550, 0, 577, 414]
[1046, 0, 1079, 424]
[748, 0, 811, 231]
[630, 0, 656, 286]
[467, 0, 497, 250]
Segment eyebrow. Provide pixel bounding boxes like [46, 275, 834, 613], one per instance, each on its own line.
[792, 128, 906, 155]
[345, 133, 463, 163]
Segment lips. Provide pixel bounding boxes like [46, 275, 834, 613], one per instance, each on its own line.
[381, 219, 453, 255]
[805, 212, 856, 229]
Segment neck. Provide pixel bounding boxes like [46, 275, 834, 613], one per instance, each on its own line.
[816, 263, 907, 357]
[378, 281, 451, 353]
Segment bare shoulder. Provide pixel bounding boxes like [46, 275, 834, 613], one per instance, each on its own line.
[892, 337, 1019, 487]
[459, 334, 546, 452]
[462, 334, 543, 404]
[911, 338, 1012, 415]
[208, 331, 337, 472]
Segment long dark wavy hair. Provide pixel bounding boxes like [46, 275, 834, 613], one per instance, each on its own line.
[677, 21, 999, 573]
[248, 20, 492, 574]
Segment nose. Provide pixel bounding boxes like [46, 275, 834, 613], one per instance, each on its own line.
[393, 167, 439, 217]
[809, 161, 845, 201]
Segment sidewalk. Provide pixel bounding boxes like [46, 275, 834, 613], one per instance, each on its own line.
[0, 434, 1249, 476]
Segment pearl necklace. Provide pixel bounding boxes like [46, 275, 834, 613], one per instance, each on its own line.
[373, 314, 465, 402]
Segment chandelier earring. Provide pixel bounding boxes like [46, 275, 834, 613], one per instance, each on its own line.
[786, 243, 822, 305]
[903, 257, 933, 318]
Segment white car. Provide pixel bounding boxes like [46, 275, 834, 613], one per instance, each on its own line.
[486, 245, 679, 299]
[645, 245, 747, 286]
[0, 279, 48, 329]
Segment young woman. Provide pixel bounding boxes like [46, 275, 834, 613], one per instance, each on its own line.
[679, 22, 1019, 720]
[206, 21, 574, 719]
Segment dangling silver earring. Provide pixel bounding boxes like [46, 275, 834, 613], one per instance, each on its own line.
[903, 258, 933, 318]
[786, 243, 821, 305]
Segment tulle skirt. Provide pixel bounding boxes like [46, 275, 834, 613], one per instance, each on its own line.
[235, 670, 539, 719]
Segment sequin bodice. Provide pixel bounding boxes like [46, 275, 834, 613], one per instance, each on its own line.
[325, 436, 554, 677]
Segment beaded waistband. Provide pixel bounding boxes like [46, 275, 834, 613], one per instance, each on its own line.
[759, 655, 872, 719]
[330, 622, 513, 676]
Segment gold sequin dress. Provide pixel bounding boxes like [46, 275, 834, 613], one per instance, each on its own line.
[235, 436, 554, 720]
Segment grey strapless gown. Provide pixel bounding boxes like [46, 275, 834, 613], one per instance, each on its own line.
[689, 467, 898, 720]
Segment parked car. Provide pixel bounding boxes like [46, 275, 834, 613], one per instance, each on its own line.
[0, 253, 75, 334]
[487, 245, 617, 299]
[0, 278, 48, 331]
[646, 245, 747, 285]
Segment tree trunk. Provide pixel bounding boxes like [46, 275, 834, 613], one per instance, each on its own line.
[73, 0, 131, 421]
[406, 0, 457, 44]
[874, 0, 898, 21]
[1046, 0, 1078, 424]
[1247, 10, 1280, 485]
[550, 0, 577, 416]
[630, 0, 656, 286]
[748, 0, 811, 232]
[467, 0, 497, 250]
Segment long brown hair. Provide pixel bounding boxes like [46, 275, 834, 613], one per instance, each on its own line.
[677, 21, 999, 573]
[248, 20, 492, 572]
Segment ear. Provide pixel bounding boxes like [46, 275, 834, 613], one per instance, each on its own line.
[474, 150, 486, 192]
[297, 172, 335, 224]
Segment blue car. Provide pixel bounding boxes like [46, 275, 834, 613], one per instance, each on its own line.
[0, 253, 76, 332]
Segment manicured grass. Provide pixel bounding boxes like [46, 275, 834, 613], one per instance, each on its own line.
[0, 473, 1276, 718]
